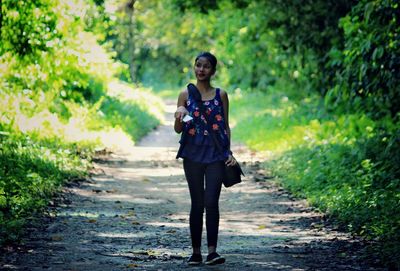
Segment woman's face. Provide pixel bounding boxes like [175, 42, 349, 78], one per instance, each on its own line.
[194, 57, 215, 81]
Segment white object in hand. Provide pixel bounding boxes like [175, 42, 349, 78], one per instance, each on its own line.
[182, 115, 193, 122]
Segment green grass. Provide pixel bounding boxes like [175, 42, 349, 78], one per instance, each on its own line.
[230, 90, 324, 153]
[0, 129, 92, 242]
[0, 0, 166, 247]
[148, 84, 183, 100]
[0, 81, 164, 244]
[230, 89, 400, 267]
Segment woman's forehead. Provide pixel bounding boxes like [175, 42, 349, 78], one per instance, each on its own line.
[195, 57, 211, 65]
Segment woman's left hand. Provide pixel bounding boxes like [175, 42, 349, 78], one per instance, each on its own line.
[225, 154, 237, 166]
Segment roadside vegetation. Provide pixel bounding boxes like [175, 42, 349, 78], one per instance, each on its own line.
[0, 0, 163, 244]
[230, 89, 399, 266]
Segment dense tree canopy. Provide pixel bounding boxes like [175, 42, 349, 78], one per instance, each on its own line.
[101, 0, 399, 120]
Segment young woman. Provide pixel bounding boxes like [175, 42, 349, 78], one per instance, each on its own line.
[174, 52, 237, 265]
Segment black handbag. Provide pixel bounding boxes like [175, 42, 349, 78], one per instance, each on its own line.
[223, 161, 244, 187]
[187, 83, 244, 187]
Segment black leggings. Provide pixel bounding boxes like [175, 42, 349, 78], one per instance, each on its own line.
[183, 158, 224, 248]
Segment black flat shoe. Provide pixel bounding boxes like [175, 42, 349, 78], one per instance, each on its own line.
[205, 252, 225, 265]
[188, 253, 202, 265]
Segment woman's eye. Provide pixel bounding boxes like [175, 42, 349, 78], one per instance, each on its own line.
[195, 63, 211, 69]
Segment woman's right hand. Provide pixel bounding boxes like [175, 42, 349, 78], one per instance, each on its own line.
[174, 106, 189, 122]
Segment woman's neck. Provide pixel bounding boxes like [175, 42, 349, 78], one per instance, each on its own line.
[196, 81, 213, 94]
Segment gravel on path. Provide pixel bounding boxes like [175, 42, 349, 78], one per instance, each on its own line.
[1, 100, 384, 271]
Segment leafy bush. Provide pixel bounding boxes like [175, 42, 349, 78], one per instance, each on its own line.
[326, 0, 400, 118]
[0, 127, 91, 242]
[0, 0, 164, 245]
[0, 0, 60, 56]
[230, 90, 323, 153]
[271, 122, 400, 265]
[231, 90, 400, 267]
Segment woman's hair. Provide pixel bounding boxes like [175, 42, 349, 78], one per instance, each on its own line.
[195, 52, 217, 71]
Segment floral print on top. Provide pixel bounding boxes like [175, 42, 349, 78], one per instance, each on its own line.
[177, 88, 230, 163]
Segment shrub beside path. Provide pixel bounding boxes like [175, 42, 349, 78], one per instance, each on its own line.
[1, 100, 383, 270]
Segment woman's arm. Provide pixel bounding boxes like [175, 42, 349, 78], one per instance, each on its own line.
[220, 89, 231, 144]
[174, 89, 189, 134]
[221, 89, 236, 165]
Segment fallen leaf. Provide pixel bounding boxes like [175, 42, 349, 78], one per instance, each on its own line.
[127, 263, 139, 268]
[51, 235, 63, 241]
[87, 219, 97, 223]
[146, 250, 158, 256]
[311, 222, 324, 229]
[127, 211, 136, 216]
[131, 221, 140, 225]
[258, 225, 267, 229]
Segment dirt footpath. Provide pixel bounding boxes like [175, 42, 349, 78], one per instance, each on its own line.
[1, 101, 384, 271]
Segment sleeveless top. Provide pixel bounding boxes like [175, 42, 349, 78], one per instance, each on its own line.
[177, 88, 230, 163]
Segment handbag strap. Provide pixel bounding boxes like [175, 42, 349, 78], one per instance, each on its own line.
[187, 83, 225, 154]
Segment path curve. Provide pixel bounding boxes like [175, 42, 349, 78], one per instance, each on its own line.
[1, 100, 383, 270]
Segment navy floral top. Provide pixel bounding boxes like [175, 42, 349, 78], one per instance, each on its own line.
[177, 88, 230, 163]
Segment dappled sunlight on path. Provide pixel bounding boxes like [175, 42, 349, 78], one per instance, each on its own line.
[1, 100, 383, 271]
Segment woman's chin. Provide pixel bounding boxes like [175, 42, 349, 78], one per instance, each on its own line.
[196, 76, 209, 81]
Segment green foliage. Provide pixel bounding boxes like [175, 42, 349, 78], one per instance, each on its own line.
[0, 128, 91, 242]
[0, 0, 163, 245]
[98, 82, 163, 141]
[231, 90, 400, 266]
[230, 91, 323, 152]
[102, 0, 353, 94]
[103, 0, 293, 90]
[0, 0, 60, 56]
[271, 121, 400, 265]
[171, 0, 218, 14]
[326, 0, 400, 118]
[99, 92, 162, 142]
[262, 0, 356, 94]
[104, 0, 399, 120]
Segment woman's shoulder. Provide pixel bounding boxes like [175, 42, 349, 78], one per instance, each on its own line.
[176, 88, 189, 107]
[218, 88, 228, 99]
[178, 88, 189, 99]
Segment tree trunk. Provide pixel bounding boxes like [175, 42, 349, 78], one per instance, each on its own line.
[126, 0, 136, 83]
